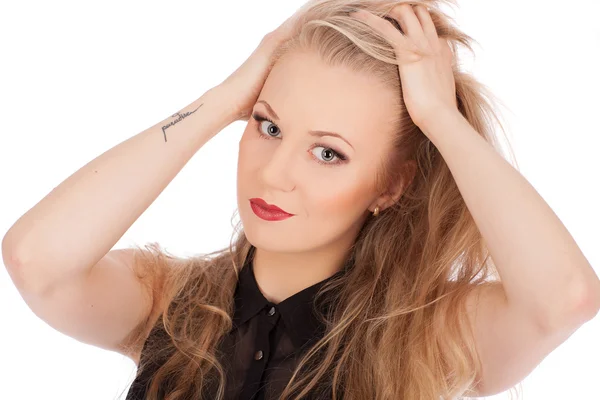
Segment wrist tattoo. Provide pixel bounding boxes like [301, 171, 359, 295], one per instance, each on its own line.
[161, 103, 204, 142]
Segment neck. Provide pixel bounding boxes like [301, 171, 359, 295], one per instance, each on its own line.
[251, 239, 352, 304]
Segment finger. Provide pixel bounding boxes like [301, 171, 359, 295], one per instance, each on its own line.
[350, 9, 410, 48]
[441, 38, 454, 64]
[383, 15, 405, 35]
[413, 4, 439, 43]
[387, 4, 424, 40]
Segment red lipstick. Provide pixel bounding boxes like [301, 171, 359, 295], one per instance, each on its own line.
[249, 198, 293, 221]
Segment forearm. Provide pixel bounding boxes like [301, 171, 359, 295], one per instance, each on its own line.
[421, 110, 600, 330]
[2, 86, 235, 293]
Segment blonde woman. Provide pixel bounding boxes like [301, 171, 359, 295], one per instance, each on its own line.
[4, 1, 599, 399]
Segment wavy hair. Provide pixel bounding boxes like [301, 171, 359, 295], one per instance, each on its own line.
[118, 1, 522, 399]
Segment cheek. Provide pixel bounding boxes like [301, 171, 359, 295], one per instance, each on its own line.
[308, 179, 370, 217]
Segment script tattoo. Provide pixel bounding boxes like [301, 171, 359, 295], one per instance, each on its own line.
[161, 103, 204, 142]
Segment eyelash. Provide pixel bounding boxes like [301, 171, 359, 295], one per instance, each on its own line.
[251, 112, 348, 167]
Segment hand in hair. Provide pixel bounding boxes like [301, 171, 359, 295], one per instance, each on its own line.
[218, 6, 304, 122]
[349, 3, 458, 132]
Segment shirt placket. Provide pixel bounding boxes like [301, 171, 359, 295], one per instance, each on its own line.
[239, 304, 280, 400]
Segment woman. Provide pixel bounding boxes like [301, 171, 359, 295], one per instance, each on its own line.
[4, 0, 599, 399]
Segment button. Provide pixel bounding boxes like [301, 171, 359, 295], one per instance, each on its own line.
[254, 350, 263, 360]
[267, 306, 276, 316]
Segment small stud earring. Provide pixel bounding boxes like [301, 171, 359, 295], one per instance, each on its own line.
[373, 206, 380, 217]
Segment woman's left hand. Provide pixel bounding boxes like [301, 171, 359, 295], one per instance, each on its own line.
[349, 3, 458, 131]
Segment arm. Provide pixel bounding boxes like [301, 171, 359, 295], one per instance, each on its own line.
[423, 110, 600, 396]
[2, 86, 236, 295]
[422, 109, 600, 332]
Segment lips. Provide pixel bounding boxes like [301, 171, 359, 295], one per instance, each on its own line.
[249, 198, 292, 215]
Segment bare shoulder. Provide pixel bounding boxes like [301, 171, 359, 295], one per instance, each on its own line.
[124, 304, 165, 367]
[14, 246, 170, 369]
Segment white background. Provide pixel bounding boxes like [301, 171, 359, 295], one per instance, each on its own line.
[1, 0, 599, 399]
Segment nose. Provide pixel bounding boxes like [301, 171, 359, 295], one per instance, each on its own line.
[259, 140, 296, 192]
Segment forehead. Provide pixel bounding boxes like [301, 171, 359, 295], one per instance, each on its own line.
[259, 49, 398, 151]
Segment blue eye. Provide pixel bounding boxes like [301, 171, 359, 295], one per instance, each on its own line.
[251, 112, 348, 167]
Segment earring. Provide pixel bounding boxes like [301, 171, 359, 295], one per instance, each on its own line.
[373, 206, 380, 217]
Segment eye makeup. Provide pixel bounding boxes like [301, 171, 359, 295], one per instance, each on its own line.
[251, 112, 349, 167]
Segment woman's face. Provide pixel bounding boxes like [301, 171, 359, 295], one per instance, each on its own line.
[237, 49, 400, 253]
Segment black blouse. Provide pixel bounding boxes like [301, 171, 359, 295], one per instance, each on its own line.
[126, 246, 346, 400]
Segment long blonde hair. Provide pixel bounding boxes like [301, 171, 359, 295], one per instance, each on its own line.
[119, 1, 522, 398]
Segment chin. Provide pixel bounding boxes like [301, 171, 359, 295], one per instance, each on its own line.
[241, 223, 303, 254]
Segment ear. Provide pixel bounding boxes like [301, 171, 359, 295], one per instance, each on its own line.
[371, 160, 417, 212]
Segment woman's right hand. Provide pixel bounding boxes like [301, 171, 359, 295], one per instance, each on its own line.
[217, 8, 304, 122]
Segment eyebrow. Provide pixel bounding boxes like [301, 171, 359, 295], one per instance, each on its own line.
[256, 100, 354, 150]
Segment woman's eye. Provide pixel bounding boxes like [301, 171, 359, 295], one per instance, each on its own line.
[259, 119, 280, 138]
[310, 147, 343, 164]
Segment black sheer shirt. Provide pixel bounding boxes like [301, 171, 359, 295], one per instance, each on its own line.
[126, 246, 344, 399]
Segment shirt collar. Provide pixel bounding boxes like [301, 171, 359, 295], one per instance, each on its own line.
[232, 246, 345, 349]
